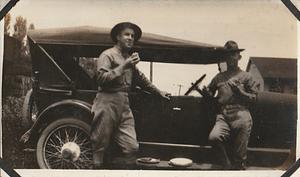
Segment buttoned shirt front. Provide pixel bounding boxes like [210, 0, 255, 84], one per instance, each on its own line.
[95, 46, 160, 94]
[208, 68, 259, 106]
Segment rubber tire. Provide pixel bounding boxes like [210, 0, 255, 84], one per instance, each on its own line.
[36, 117, 91, 169]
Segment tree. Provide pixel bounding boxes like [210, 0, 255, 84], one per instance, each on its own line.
[13, 16, 27, 43]
[11, 16, 35, 60]
[13, 16, 29, 59]
[4, 13, 11, 36]
[28, 23, 35, 30]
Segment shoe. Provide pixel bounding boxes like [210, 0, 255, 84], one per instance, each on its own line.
[231, 162, 246, 170]
[93, 163, 104, 169]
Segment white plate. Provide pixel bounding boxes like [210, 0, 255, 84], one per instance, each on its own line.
[136, 157, 160, 164]
[169, 158, 193, 167]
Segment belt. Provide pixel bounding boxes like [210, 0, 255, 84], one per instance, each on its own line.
[221, 104, 247, 121]
[221, 104, 246, 111]
[98, 86, 131, 93]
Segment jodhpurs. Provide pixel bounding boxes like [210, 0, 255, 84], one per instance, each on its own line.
[208, 107, 253, 166]
[90, 92, 139, 166]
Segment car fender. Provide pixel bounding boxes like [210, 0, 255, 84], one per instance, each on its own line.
[30, 99, 93, 137]
[256, 91, 297, 107]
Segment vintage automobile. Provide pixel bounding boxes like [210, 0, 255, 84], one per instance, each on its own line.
[21, 26, 297, 169]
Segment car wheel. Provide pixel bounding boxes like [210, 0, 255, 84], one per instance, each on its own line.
[36, 118, 93, 169]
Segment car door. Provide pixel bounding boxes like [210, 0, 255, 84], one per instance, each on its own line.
[165, 95, 216, 145]
[130, 90, 217, 146]
[130, 89, 172, 143]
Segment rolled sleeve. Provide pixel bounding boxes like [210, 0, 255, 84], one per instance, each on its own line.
[246, 75, 260, 94]
[96, 53, 123, 86]
[244, 75, 259, 103]
[207, 76, 218, 96]
[135, 68, 161, 95]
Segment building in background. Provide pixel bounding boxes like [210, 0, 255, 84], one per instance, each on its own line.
[246, 57, 297, 94]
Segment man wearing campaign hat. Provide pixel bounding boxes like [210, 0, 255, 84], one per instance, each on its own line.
[202, 41, 259, 170]
[90, 22, 170, 169]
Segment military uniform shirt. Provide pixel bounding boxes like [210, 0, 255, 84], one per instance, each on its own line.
[96, 46, 160, 93]
[208, 68, 259, 106]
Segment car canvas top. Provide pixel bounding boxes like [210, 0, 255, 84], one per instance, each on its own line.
[27, 26, 226, 64]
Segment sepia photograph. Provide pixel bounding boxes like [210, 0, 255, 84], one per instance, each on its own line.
[0, 0, 298, 176]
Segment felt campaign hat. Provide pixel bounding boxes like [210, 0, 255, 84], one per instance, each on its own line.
[110, 22, 142, 43]
[224, 40, 245, 52]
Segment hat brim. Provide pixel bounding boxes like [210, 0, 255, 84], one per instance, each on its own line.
[110, 22, 142, 43]
[225, 48, 245, 52]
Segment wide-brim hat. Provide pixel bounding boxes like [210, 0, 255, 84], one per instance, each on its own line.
[110, 22, 142, 43]
[224, 40, 245, 52]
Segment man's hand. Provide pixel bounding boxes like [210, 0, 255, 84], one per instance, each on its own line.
[200, 86, 212, 97]
[227, 79, 243, 94]
[228, 79, 257, 103]
[124, 52, 140, 69]
[19, 130, 31, 144]
[159, 91, 171, 100]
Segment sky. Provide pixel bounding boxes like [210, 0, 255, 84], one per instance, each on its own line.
[6, 0, 298, 95]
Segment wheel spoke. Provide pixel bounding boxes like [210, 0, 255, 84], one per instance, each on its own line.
[48, 158, 63, 168]
[72, 131, 78, 142]
[55, 131, 64, 146]
[45, 155, 59, 163]
[64, 161, 72, 169]
[45, 152, 61, 163]
[43, 123, 93, 169]
[47, 141, 61, 151]
[80, 159, 93, 168]
[81, 148, 92, 153]
[78, 137, 89, 146]
[74, 132, 86, 145]
[45, 150, 60, 155]
[65, 129, 70, 143]
[80, 153, 92, 161]
[77, 159, 93, 168]
[80, 152, 93, 159]
[71, 161, 81, 169]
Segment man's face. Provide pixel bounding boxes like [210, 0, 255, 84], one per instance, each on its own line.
[226, 52, 240, 68]
[117, 28, 135, 49]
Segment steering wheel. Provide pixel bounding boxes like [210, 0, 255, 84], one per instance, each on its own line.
[184, 74, 206, 96]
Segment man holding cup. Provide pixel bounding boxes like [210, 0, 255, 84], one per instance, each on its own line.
[90, 22, 170, 169]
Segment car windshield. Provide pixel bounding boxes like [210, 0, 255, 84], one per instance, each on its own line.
[142, 62, 220, 96]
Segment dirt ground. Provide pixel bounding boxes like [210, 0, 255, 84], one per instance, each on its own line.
[2, 96, 38, 169]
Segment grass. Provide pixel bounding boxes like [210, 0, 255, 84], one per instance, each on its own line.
[2, 96, 38, 169]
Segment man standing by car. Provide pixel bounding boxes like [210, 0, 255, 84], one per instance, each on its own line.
[202, 41, 259, 170]
[91, 22, 170, 169]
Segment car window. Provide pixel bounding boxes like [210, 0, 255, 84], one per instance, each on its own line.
[137, 62, 219, 96]
[78, 57, 97, 79]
